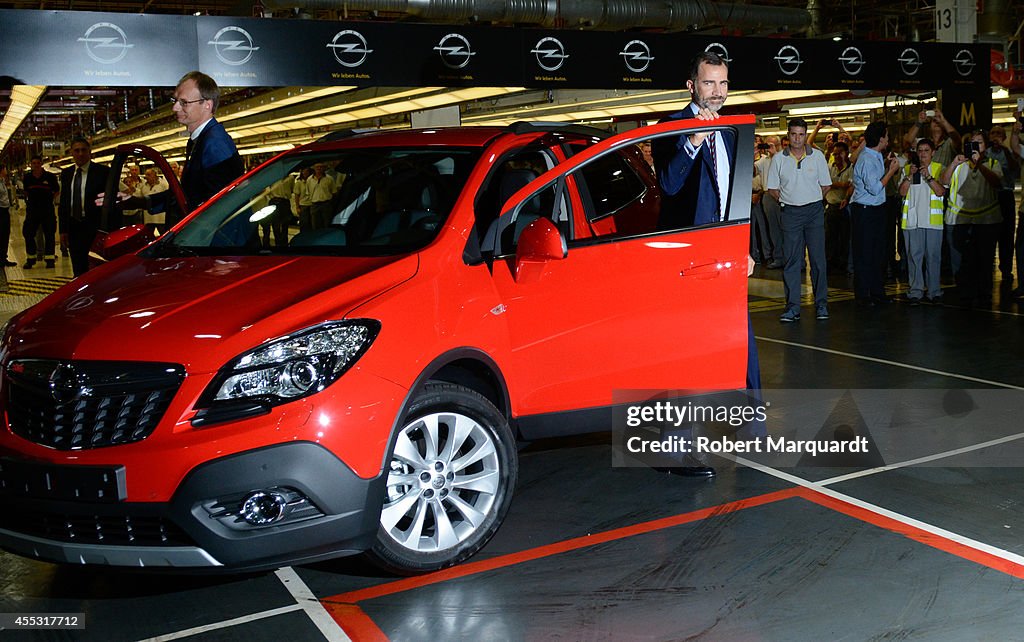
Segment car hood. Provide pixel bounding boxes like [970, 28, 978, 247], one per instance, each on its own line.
[8, 254, 418, 372]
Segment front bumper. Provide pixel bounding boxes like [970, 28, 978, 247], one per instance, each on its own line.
[0, 442, 385, 571]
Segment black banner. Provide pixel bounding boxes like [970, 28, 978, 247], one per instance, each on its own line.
[0, 9, 991, 91]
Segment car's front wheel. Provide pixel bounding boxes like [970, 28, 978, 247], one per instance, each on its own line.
[368, 382, 517, 574]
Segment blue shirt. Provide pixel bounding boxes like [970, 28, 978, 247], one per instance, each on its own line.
[852, 147, 887, 206]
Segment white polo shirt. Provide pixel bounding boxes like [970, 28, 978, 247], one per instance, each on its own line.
[765, 147, 832, 207]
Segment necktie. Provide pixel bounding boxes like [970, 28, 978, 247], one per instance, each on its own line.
[72, 168, 83, 220]
[184, 138, 195, 169]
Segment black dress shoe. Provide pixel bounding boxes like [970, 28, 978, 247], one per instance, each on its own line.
[856, 298, 875, 308]
[872, 295, 893, 304]
[3, 260, 15, 267]
[655, 465, 717, 478]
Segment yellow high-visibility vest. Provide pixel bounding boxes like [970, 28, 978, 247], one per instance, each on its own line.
[901, 161, 944, 229]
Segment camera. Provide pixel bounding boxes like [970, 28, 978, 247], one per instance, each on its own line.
[908, 152, 921, 183]
[757, 143, 770, 151]
[925, 109, 935, 118]
[964, 141, 980, 158]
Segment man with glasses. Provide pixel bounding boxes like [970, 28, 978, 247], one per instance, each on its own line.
[170, 71, 244, 218]
[116, 71, 244, 224]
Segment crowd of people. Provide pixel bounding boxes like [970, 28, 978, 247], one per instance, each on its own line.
[750, 109, 1023, 316]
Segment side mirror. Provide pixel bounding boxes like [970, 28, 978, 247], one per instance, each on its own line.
[514, 217, 566, 282]
[90, 225, 155, 266]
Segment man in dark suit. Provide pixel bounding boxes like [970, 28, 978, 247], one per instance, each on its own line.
[59, 137, 110, 276]
[120, 71, 244, 227]
[171, 71, 244, 220]
[653, 51, 734, 229]
[651, 52, 764, 478]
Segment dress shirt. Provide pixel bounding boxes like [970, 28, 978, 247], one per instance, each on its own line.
[851, 147, 888, 206]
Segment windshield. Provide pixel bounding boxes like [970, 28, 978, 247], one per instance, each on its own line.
[149, 147, 481, 257]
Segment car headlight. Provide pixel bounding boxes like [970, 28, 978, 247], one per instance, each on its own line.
[201, 320, 380, 411]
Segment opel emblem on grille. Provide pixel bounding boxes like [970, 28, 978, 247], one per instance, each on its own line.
[48, 363, 81, 404]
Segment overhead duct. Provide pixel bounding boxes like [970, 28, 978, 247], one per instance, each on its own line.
[264, 0, 810, 32]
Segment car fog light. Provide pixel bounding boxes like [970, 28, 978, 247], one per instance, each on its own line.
[240, 490, 288, 525]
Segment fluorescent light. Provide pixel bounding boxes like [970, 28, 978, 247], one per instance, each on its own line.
[0, 85, 47, 155]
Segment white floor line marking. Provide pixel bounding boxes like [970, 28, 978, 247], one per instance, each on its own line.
[732, 454, 1024, 569]
[755, 336, 1024, 390]
[817, 431, 1024, 486]
[275, 566, 352, 642]
[138, 604, 304, 641]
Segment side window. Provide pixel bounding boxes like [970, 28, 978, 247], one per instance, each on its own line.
[573, 149, 653, 239]
[475, 149, 561, 254]
[483, 180, 570, 257]
[650, 126, 743, 230]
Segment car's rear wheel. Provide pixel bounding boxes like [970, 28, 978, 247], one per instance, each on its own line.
[368, 382, 517, 574]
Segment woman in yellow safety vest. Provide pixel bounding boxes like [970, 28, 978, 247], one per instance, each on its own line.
[898, 138, 946, 304]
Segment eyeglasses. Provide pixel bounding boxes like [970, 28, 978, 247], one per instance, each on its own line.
[170, 97, 206, 108]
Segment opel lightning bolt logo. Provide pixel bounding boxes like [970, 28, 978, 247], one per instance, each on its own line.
[898, 48, 922, 76]
[47, 363, 80, 404]
[705, 42, 732, 65]
[839, 46, 866, 76]
[531, 36, 569, 72]
[434, 33, 475, 70]
[78, 22, 134, 65]
[209, 26, 260, 66]
[328, 30, 372, 68]
[775, 45, 803, 76]
[620, 40, 654, 74]
[953, 49, 975, 77]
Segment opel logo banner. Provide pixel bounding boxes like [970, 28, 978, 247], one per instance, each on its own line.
[208, 26, 259, 66]
[79, 22, 134, 65]
[532, 36, 569, 72]
[619, 40, 654, 74]
[435, 33, 475, 70]
[328, 30, 372, 68]
[0, 10, 993, 88]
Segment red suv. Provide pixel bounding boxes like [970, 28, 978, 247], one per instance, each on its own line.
[0, 116, 754, 573]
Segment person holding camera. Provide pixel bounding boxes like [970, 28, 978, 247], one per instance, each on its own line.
[898, 139, 946, 304]
[987, 126, 1019, 286]
[903, 109, 962, 167]
[942, 130, 1003, 306]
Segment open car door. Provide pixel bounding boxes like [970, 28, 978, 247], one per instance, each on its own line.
[89, 143, 188, 269]
[482, 115, 755, 427]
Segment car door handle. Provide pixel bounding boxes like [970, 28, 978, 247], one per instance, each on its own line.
[679, 260, 735, 279]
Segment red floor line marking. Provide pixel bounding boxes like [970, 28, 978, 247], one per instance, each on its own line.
[795, 487, 1024, 579]
[321, 602, 389, 642]
[321, 487, 800, 605]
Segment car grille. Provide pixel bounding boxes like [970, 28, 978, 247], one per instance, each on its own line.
[0, 508, 194, 547]
[5, 360, 186, 450]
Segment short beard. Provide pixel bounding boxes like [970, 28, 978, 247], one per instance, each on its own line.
[697, 97, 725, 112]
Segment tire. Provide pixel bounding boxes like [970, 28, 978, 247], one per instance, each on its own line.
[367, 382, 518, 575]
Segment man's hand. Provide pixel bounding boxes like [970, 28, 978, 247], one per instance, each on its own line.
[688, 106, 720, 146]
[933, 109, 948, 125]
[747, 254, 754, 277]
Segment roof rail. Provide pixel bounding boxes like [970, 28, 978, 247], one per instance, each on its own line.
[316, 129, 358, 143]
[505, 121, 611, 139]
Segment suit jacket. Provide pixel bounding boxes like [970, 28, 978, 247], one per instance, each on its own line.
[59, 161, 110, 231]
[181, 117, 244, 215]
[652, 105, 735, 229]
